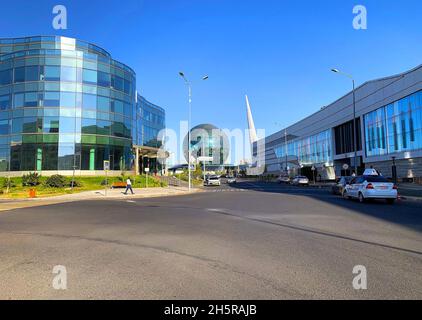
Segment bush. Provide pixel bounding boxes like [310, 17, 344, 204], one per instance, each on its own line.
[69, 179, 82, 188]
[22, 172, 41, 187]
[1, 178, 16, 188]
[45, 175, 66, 188]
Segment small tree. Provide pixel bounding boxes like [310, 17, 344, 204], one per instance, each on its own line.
[22, 172, 41, 187]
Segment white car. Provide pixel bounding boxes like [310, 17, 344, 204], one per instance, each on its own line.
[291, 176, 309, 186]
[204, 175, 221, 186]
[277, 175, 291, 184]
[343, 175, 397, 204]
[226, 176, 237, 184]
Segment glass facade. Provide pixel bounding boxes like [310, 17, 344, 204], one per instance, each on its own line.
[0, 36, 136, 172]
[183, 124, 230, 165]
[274, 129, 333, 166]
[364, 90, 422, 157]
[135, 95, 165, 148]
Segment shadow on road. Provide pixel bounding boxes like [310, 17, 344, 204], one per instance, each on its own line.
[229, 180, 422, 234]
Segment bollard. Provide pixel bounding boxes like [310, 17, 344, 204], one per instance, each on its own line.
[29, 188, 36, 198]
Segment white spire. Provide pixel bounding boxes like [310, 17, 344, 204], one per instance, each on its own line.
[245, 95, 258, 144]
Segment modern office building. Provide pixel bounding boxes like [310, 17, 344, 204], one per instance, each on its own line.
[0, 36, 165, 176]
[134, 95, 166, 174]
[258, 65, 422, 182]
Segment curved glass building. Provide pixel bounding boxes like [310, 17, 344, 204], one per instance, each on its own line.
[0, 36, 165, 175]
[183, 123, 230, 167]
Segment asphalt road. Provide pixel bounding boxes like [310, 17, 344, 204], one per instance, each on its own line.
[0, 180, 421, 299]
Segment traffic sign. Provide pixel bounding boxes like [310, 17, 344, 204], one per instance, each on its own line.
[197, 156, 213, 162]
[342, 163, 349, 170]
[311, 166, 316, 171]
[103, 160, 110, 171]
[144, 167, 150, 173]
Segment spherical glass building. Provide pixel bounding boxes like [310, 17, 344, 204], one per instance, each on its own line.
[183, 123, 230, 166]
[0, 36, 137, 174]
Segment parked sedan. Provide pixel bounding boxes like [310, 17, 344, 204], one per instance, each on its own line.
[331, 176, 353, 196]
[277, 175, 291, 184]
[204, 175, 221, 186]
[226, 176, 237, 184]
[291, 176, 309, 186]
[343, 175, 398, 204]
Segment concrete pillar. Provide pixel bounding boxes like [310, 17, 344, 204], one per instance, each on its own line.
[135, 148, 139, 175]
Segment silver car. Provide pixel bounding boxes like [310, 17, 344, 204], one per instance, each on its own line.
[226, 176, 237, 184]
[204, 175, 221, 186]
[291, 176, 309, 186]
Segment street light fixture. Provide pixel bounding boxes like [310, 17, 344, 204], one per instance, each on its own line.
[179, 72, 209, 192]
[331, 68, 358, 175]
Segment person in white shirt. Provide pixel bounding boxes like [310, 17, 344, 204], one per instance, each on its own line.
[124, 178, 134, 195]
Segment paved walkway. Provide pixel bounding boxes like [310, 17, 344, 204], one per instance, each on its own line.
[0, 186, 201, 212]
[397, 183, 422, 200]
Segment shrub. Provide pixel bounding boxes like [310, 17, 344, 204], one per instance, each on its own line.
[69, 179, 82, 188]
[22, 172, 41, 187]
[1, 178, 16, 188]
[45, 175, 66, 188]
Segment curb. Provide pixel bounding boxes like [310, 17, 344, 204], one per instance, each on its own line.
[398, 195, 422, 202]
[0, 188, 202, 212]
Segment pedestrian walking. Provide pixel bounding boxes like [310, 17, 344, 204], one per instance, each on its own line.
[124, 178, 134, 195]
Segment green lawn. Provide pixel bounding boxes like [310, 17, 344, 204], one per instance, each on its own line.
[0, 174, 166, 199]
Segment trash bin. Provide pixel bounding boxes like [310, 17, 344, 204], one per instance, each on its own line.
[29, 188, 36, 198]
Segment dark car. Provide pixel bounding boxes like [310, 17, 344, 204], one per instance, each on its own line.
[331, 176, 353, 196]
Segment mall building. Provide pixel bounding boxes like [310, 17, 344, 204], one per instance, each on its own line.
[259, 64, 422, 182]
[0, 36, 165, 177]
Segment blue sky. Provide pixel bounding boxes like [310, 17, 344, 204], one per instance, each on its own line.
[1, 0, 421, 139]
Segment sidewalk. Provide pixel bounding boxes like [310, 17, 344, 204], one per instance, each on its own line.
[0, 186, 202, 212]
[397, 183, 422, 201]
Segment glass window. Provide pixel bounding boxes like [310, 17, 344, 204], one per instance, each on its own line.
[59, 117, 76, 133]
[44, 66, 60, 81]
[81, 118, 96, 134]
[43, 117, 59, 133]
[365, 90, 422, 157]
[82, 94, 97, 110]
[22, 117, 38, 133]
[97, 120, 111, 135]
[14, 67, 25, 83]
[97, 71, 110, 87]
[123, 102, 132, 117]
[0, 119, 9, 135]
[97, 96, 109, 112]
[61, 66, 77, 82]
[58, 143, 75, 170]
[0, 95, 11, 110]
[24, 92, 39, 107]
[83, 69, 97, 84]
[11, 118, 23, 134]
[13, 93, 25, 108]
[0, 69, 12, 85]
[43, 92, 60, 107]
[111, 99, 123, 114]
[112, 75, 124, 91]
[60, 92, 76, 107]
[124, 79, 131, 94]
[25, 66, 39, 82]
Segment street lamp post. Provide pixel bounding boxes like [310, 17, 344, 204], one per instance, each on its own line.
[331, 68, 358, 175]
[392, 156, 397, 184]
[179, 72, 209, 192]
[284, 128, 288, 175]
